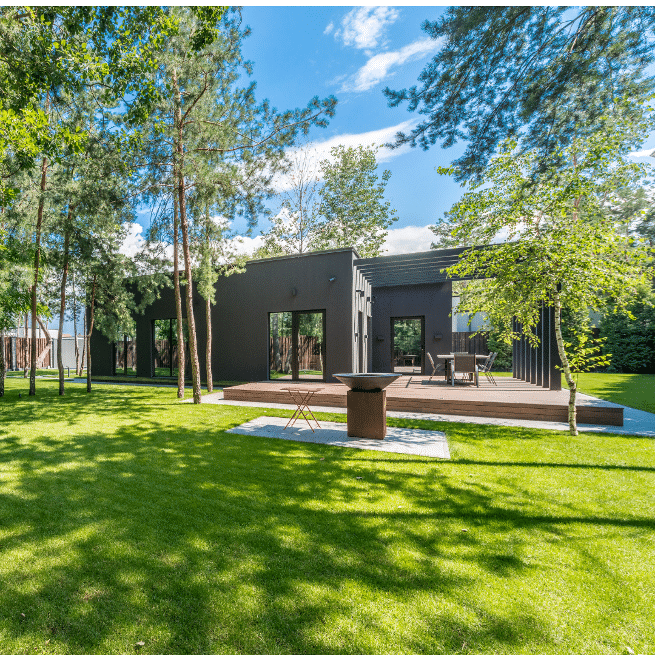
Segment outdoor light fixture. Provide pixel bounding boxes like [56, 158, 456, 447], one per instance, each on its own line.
[433, 333, 443, 341]
[376, 335, 385, 341]
[291, 287, 297, 296]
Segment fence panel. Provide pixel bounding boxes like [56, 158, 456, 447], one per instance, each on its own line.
[1, 336, 51, 370]
[269, 335, 320, 373]
[451, 331, 489, 355]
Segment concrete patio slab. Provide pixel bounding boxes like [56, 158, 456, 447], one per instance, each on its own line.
[226, 416, 450, 459]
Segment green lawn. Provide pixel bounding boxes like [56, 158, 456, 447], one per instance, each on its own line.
[573, 373, 655, 414]
[0, 378, 653, 654]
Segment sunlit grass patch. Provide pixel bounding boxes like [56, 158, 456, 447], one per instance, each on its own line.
[0, 378, 653, 654]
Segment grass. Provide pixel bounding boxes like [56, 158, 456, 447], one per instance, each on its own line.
[91, 376, 245, 388]
[490, 372, 655, 414]
[6, 368, 81, 378]
[572, 373, 655, 414]
[0, 378, 653, 654]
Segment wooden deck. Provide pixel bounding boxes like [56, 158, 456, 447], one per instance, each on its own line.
[223, 375, 624, 426]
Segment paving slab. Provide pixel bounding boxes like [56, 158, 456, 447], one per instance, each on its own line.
[227, 416, 450, 459]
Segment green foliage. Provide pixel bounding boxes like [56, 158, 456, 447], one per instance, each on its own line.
[315, 144, 397, 257]
[485, 324, 513, 371]
[600, 285, 655, 374]
[384, 6, 654, 181]
[393, 318, 421, 354]
[437, 101, 652, 341]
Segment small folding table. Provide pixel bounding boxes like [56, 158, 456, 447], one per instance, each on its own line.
[280, 387, 323, 432]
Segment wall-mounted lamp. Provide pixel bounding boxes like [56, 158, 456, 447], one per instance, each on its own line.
[376, 335, 385, 341]
[329, 277, 336, 282]
[291, 287, 297, 296]
[433, 333, 443, 341]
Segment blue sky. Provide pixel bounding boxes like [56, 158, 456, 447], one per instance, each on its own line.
[127, 5, 470, 258]
[235, 5, 463, 254]
[125, 5, 655, 259]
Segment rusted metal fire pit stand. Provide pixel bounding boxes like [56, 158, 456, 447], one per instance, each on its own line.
[334, 374, 402, 440]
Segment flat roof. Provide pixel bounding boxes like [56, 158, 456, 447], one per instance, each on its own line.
[246, 245, 481, 287]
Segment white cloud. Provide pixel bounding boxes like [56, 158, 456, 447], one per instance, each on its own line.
[323, 21, 334, 36]
[333, 7, 399, 51]
[340, 38, 441, 92]
[227, 234, 265, 258]
[272, 119, 419, 193]
[628, 148, 655, 158]
[382, 224, 436, 255]
[119, 222, 145, 258]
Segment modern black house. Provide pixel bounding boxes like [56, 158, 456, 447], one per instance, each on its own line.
[90, 245, 561, 388]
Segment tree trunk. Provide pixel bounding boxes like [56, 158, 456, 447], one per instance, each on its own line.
[86, 274, 97, 393]
[80, 311, 86, 377]
[205, 295, 213, 393]
[72, 273, 80, 376]
[553, 294, 577, 435]
[174, 69, 202, 404]
[30, 123, 49, 395]
[272, 313, 280, 371]
[58, 229, 70, 395]
[173, 161, 185, 399]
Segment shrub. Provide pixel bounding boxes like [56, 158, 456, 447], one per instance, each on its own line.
[600, 286, 655, 373]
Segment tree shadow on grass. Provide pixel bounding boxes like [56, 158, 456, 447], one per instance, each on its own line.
[0, 383, 653, 653]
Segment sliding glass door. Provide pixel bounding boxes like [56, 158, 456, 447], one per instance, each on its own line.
[269, 310, 325, 381]
[391, 316, 424, 375]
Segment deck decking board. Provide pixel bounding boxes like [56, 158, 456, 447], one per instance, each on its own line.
[223, 376, 623, 427]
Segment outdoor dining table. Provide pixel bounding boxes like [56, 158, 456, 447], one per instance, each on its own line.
[280, 387, 323, 432]
[435, 354, 489, 384]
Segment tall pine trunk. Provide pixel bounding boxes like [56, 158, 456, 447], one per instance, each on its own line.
[173, 164, 185, 399]
[30, 153, 49, 395]
[173, 69, 202, 404]
[58, 229, 70, 395]
[72, 273, 80, 376]
[86, 274, 97, 393]
[205, 295, 213, 394]
[80, 312, 86, 377]
[553, 294, 577, 435]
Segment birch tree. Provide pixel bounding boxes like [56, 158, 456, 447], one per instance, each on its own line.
[434, 101, 653, 435]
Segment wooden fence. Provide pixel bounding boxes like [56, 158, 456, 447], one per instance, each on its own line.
[1, 336, 51, 370]
[153, 339, 190, 373]
[451, 331, 489, 355]
[270, 335, 321, 372]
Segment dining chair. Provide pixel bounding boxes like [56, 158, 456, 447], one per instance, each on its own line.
[480, 352, 497, 384]
[426, 352, 444, 381]
[452, 354, 479, 387]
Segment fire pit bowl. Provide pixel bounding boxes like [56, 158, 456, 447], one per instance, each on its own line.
[333, 373, 401, 392]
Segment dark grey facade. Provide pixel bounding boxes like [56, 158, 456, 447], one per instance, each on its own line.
[90, 247, 461, 383]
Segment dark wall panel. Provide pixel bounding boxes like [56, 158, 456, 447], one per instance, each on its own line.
[370, 282, 452, 373]
[212, 249, 356, 382]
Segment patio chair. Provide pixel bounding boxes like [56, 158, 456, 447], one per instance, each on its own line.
[426, 352, 445, 381]
[452, 354, 479, 387]
[480, 352, 497, 384]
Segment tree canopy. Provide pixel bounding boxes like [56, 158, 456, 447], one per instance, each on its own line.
[384, 6, 654, 181]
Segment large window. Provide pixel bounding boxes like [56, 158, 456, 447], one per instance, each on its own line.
[115, 333, 136, 376]
[153, 318, 189, 378]
[269, 310, 325, 381]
